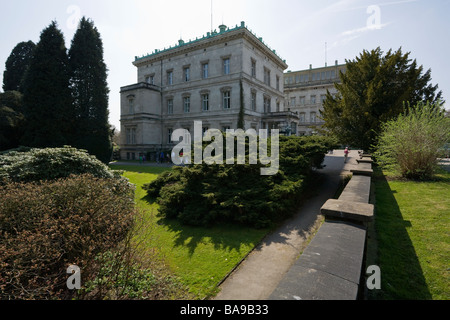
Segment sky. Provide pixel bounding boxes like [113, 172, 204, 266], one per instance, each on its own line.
[1, 0, 449, 130]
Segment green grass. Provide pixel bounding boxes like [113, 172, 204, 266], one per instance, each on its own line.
[370, 166, 450, 300]
[110, 164, 269, 299]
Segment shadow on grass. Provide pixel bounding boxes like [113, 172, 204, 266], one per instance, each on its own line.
[141, 170, 327, 258]
[140, 193, 267, 257]
[166, 219, 266, 257]
[371, 168, 432, 299]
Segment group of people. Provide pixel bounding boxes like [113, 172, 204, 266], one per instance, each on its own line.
[138, 151, 171, 164]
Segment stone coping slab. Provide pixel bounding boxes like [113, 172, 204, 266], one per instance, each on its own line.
[321, 199, 374, 223]
[269, 221, 366, 300]
[356, 157, 373, 163]
[338, 175, 371, 203]
[350, 168, 373, 176]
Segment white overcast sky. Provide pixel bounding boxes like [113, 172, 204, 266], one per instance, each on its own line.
[1, 0, 448, 129]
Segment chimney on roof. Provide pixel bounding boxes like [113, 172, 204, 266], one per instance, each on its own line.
[178, 39, 184, 45]
[219, 24, 227, 33]
[335, 60, 338, 66]
[309, 64, 312, 70]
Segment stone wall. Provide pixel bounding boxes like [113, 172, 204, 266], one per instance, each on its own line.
[269, 153, 374, 300]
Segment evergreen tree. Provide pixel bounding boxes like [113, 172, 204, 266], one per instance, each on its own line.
[21, 22, 74, 148]
[2, 41, 35, 93]
[69, 17, 112, 163]
[320, 47, 443, 151]
[0, 91, 25, 151]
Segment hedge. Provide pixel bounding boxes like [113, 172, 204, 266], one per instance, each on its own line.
[0, 146, 121, 183]
[0, 174, 136, 299]
[144, 135, 337, 228]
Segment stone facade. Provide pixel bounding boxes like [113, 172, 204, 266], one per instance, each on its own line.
[119, 22, 347, 160]
[120, 22, 299, 161]
[284, 62, 346, 135]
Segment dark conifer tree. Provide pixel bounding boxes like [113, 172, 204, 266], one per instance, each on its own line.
[3, 41, 35, 93]
[0, 91, 25, 151]
[69, 17, 112, 163]
[21, 21, 74, 148]
[320, 47, 443, 151]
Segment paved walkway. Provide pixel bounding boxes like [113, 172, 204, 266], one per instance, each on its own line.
[213, 150, 360, 300]
[438, 158, 450, 173]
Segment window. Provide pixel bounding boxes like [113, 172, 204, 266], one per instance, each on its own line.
[299, 113, 305, 122]
[290, 97, 296, 107]
[184, 66, 190, 82]
[223, 91, 231, 109]
[276, 76, 280, 90]
[263, 96, 271, 113]
[311, 95, 316, 104]
[321, 95, 327, 104]
[183, 128, 191, 145]
[128, 98, 134, 114]
[326, 71, 331, 79]
[146, 75, 155, 85]
[291, 122, 297, 134]
[168, 128, 173, 143]
[202, 94, 209, 111]
[251, 59, 256, 77]
[223, 58, 230, 75]
[331, 70, 336, 78]
[126, 128, 136, 145]
[202, 63, 209, 79]
[264, 68, 271, 86]
[222, 126, 231, 132]
[321, 72, 325, 80]
[251, 91, 256, 111]
[184, 96, 190, 113]
[299, 96, 306, 105]
[311, 112, 317, 123]
[167, 70, 173, 85]
[167, 99, 173, 114]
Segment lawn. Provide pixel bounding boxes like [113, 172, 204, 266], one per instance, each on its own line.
[369, 167, 450, 300]
[110, 164, 269, 299]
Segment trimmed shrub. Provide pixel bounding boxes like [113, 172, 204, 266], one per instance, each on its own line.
[144, 135, 337, 228]
[0, 146, 121, 183]
[0, 174, 136, 299]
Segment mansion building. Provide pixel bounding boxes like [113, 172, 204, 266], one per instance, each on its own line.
[120, 22, 343, 160]
[284, 62, 346, 136]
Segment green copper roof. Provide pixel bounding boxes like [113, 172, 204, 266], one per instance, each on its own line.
[134, 21, 285, 63]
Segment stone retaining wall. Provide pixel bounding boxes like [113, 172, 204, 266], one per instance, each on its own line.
[269, 154, 373, 300]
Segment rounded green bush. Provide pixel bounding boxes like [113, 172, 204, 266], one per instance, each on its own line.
[0, 146, 122, 183]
